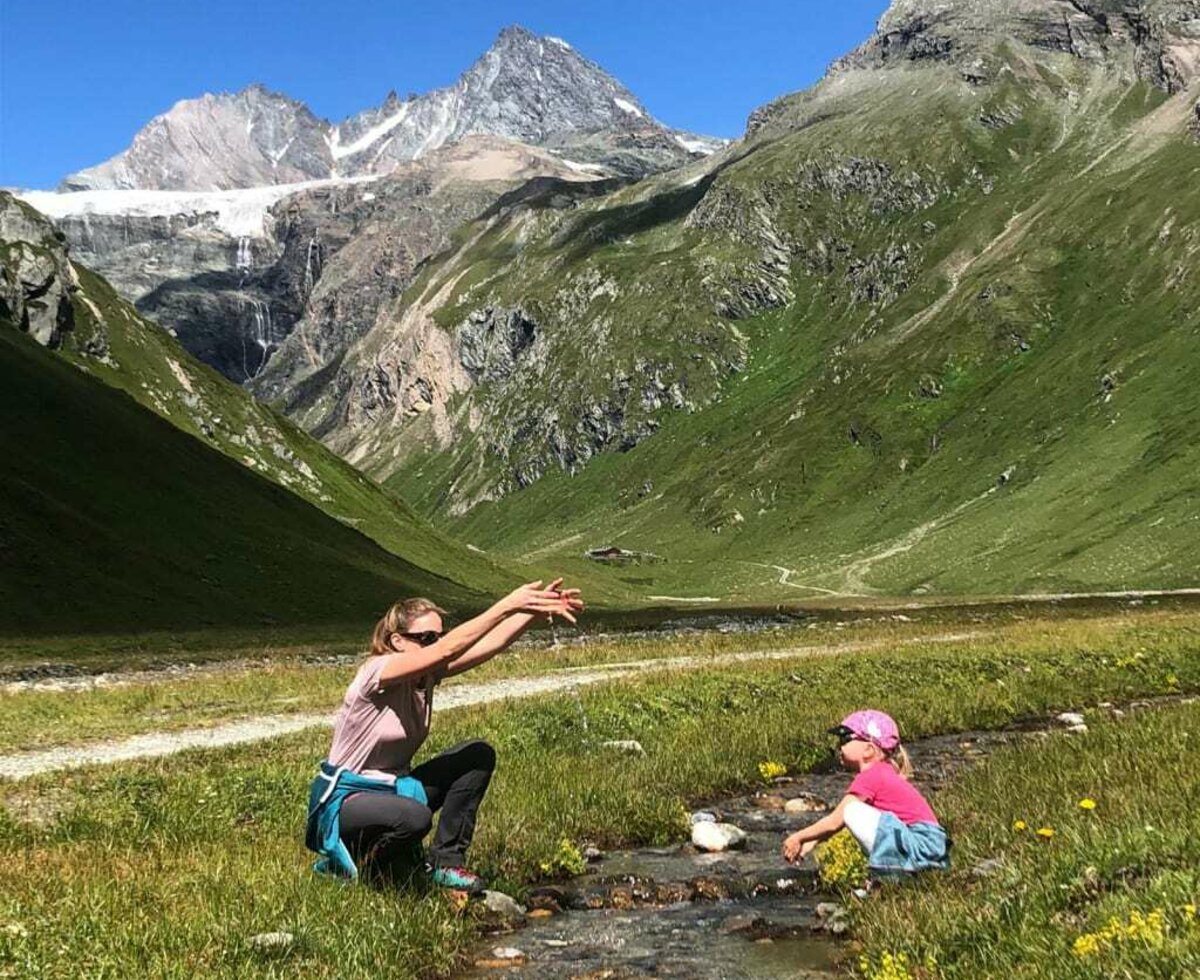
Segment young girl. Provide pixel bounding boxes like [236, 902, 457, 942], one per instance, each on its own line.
[782, 709, 950, 873]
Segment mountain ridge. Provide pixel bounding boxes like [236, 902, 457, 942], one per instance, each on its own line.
[60, 25, 722, 193]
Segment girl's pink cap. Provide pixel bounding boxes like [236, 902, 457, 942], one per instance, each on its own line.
[830, 709, 901, 751]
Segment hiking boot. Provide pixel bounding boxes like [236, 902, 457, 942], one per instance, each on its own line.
[430, 865, 485, 894]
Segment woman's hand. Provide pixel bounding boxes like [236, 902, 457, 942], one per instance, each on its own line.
[501, 580, 574, 618]
[543, 577, 584, 624]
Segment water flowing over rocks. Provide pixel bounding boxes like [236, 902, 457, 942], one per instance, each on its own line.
[465, 723, 1067, 979]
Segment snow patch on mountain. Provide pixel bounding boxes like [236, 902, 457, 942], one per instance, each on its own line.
[20, 177, 379, 238]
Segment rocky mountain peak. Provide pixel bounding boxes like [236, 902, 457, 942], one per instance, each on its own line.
[58, 26, 716, 192]
[61, 85, 334, 192]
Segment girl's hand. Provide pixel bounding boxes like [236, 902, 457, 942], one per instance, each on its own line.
[782, 833, 816, 864]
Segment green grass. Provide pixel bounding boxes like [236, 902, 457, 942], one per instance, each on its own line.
[2, 614, 1198, 978]
[4, 604, 1194, 755]
[855, 703, 1200, 979]
[0, 326, 483, 634]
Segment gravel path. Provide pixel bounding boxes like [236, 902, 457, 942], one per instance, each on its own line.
[0, 632, 982, 780]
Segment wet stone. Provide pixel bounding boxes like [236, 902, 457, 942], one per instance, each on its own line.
[718, 912, 767, 935]
[484, 890, 528, 923]
[783, 795, 828, 815]
[691, 822, 747, 852]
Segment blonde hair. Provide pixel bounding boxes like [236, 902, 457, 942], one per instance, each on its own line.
[887, 745, 913, 779]
[369, 598, 446, 656]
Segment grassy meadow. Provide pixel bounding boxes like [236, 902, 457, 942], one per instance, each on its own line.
[1, 606, 1197, 978]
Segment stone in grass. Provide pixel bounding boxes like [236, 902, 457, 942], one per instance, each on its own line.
[249, 932, 295, 952]
[784, 795, 829, 815]
[582, 844, 604, 863]
[483, 890, 526, 922]
[600, 739, 645, 755]
[970, 857, 1007, 879]
[692, 821, 747, 852]
[1056, 711, 1088, 734]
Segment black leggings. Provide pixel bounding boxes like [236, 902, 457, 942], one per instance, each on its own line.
[339, 740, 496, 870]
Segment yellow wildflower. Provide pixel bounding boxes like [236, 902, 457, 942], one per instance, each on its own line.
[858, 950, 915, 980]
[1036, 826, 1055, 839]
[758, 760, 787, 781]
[1072, 908, 1169, 957]
[1011, 819, 1027, 832]
[1078, 798, 1097, 810]
[816, 829, 869, 888]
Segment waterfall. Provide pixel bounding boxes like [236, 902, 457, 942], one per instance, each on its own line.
[303, 236, 321, 297]
[238, 295, 276, 381]
[236, 237, 253, 270]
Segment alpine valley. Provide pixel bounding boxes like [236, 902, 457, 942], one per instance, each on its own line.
[8, 2, 1200, 615]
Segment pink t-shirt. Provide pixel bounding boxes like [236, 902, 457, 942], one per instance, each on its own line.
[327, 657, 438, 780]
[848, 762, 939, 825]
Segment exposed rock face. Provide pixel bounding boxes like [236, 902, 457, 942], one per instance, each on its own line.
[36, 26, 723, 386]
[458, 306, 539, 383]
[251, 138, 602, 401]
[61, 27, 721, 194]
[830, 0, 1200, 92]
[26, 139, 599, 383]
[0, 193, 78, 347]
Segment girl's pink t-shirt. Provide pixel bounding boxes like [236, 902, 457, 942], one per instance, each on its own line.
[327, 657, 437, 780]
[848, 762, 939, 825]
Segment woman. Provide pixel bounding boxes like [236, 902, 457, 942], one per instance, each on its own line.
[305, 579, 583, 892]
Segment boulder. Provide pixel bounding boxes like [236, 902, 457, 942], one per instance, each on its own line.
[691, 822, 747, 852]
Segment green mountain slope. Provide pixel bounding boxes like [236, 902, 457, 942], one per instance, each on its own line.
[1, 192, 518, 615]
[0, 324, 495, 634]
[311, 29, 1200, 599]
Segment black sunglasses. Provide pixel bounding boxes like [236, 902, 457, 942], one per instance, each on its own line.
[398, 630, 442, 647]
[829, 725, 861, 747]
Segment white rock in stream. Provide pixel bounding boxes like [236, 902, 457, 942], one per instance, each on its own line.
[491, 947, 526, 960]
[691, 821, 747, 852]
[483, 890, 526, 920]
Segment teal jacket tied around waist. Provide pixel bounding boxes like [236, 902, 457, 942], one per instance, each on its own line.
[305, 760, 428, 880]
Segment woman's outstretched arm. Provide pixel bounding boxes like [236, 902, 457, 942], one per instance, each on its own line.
[375, 581, 571, 687]
[444, 583, 583, 677]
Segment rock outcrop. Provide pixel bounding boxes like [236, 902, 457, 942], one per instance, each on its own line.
[830, 0, 1200, 93]
[0, 193, 79, 347]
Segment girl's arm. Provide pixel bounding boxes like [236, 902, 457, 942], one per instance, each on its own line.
[782, 794, 857, 863]
[376, 582, 567, 687]
[445, 586, 583, 677]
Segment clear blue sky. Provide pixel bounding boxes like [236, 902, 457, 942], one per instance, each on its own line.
[0, 0, 888, 189]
